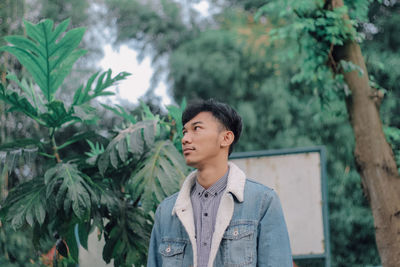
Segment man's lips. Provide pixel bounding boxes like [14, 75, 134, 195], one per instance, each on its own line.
[183, 147, 195, 155]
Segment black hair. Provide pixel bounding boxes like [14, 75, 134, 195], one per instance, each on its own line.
[182, 99, 242, 155]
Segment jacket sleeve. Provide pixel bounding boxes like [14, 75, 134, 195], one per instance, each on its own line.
[257, 190, 292, 267]
[147, 205, 162, 267]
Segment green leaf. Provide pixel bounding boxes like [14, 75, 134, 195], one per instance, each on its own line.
[129, 127, 144, 156]
[0, 82, 44, 124]
[166, 97, 186, 140]
[117, 136, 128, 162]
[103, 227, 120, 263]
[73, 69, 130, 105]
[101, 103, 137, 124]
[78, 222, 90, 250]
[85, 140, 105, 165]
[6, 73, 46, 111]
[0, 138, 42, 150]
[143, 120, 155, 146]
[40, 100, 75, 128]
[89, 179, 120, 215]
[65, 225, 79, 262]
[128, 140, 186, 212]
[140, 100, 157, 120]
[44, 163, 96, 219]
[102, 204, 152, 265]
[98, 120, 157, 175]
[339, 60, 364, 76]
[2, 178, 47, 229]
[72, 104, 98, 124]
[0, 19, 86, 102]
[51, 49, 87, 95]
[58, 131, 98, 150]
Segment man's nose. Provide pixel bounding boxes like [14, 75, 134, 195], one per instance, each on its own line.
[182, 132, 191, 145]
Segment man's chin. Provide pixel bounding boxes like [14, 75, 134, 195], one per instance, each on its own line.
[184, 158, 198, 168]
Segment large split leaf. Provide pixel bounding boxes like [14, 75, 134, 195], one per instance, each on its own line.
[128, 140, 186, 212]
[103, 203, 152, 266]
[44, 163, 97, 219]
[0, 19, 86, 102]
[1, 178, 47, 229]
[98, 120, 157, 175]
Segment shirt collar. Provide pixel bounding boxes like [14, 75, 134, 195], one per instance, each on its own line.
[172, 162, 246, 215]
[192, 168, 229, 197]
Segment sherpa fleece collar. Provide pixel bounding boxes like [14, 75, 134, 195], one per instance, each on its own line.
[172, 161, 246, 215]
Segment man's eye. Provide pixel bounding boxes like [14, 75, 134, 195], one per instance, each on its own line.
[194, 126, 200, 130]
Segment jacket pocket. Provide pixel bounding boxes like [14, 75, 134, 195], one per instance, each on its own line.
[220, 222, 256, 267]
[159, 239, 186, 267]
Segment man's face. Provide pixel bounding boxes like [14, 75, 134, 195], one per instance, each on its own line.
[181, 112, 226, 168]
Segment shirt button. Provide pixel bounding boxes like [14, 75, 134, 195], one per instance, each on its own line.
[233, 230, 239, 236]
[204, 212, 208, 216]
[204, 193, 209, 198]
[203, 242, 207, 246]
[165, 246, 171, 253]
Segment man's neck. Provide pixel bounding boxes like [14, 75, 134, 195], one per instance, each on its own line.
[196, 160, 229, 189]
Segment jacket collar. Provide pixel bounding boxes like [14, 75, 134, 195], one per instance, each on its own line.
[172, 162, 246, 215]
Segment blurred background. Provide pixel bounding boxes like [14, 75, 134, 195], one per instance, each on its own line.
[1, 0, 400, 266]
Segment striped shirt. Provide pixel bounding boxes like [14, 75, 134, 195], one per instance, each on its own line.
[190, 168, 229, 267]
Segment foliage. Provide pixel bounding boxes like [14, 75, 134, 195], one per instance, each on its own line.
[0, 18, 188, 266]
[254, 0, 395, 265]
[105, 0, 196, 60]
[104, 0, 393, 265]
[365, 1, 400, 169]
[255, 1, 355, 104]
[0, 223, 39, 266]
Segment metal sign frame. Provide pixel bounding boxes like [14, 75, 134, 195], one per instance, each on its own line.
[230, 146, 330, 267]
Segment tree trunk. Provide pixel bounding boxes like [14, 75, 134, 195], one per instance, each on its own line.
[328, 1, 400, 266]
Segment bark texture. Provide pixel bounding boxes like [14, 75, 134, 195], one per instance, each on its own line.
[328, 1, 400, 266]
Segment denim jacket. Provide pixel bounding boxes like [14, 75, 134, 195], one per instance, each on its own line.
[147, 162, 292, 267]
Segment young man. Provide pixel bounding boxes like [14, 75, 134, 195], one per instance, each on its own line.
[147, 99, 292, 266]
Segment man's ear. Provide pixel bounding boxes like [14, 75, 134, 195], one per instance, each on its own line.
[220, 130, 234, 148]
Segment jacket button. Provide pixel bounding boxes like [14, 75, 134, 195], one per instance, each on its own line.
[166, 246, 171, 253]
[233, 230, 239, 236]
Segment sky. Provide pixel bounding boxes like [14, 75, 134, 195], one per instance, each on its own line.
[98, 0, 210, 107]
[99, 44, 171, 106]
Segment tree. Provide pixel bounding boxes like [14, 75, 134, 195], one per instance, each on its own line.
[256, 0, 400, 265]
[0, 19, 188, 266]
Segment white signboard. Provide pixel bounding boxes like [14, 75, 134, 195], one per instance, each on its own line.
[230, 149, 327, 257]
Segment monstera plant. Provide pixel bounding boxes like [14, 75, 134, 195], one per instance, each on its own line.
[0, 19, 187, 266]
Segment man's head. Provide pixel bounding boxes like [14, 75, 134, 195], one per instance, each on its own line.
[181, 99, 242, 167]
